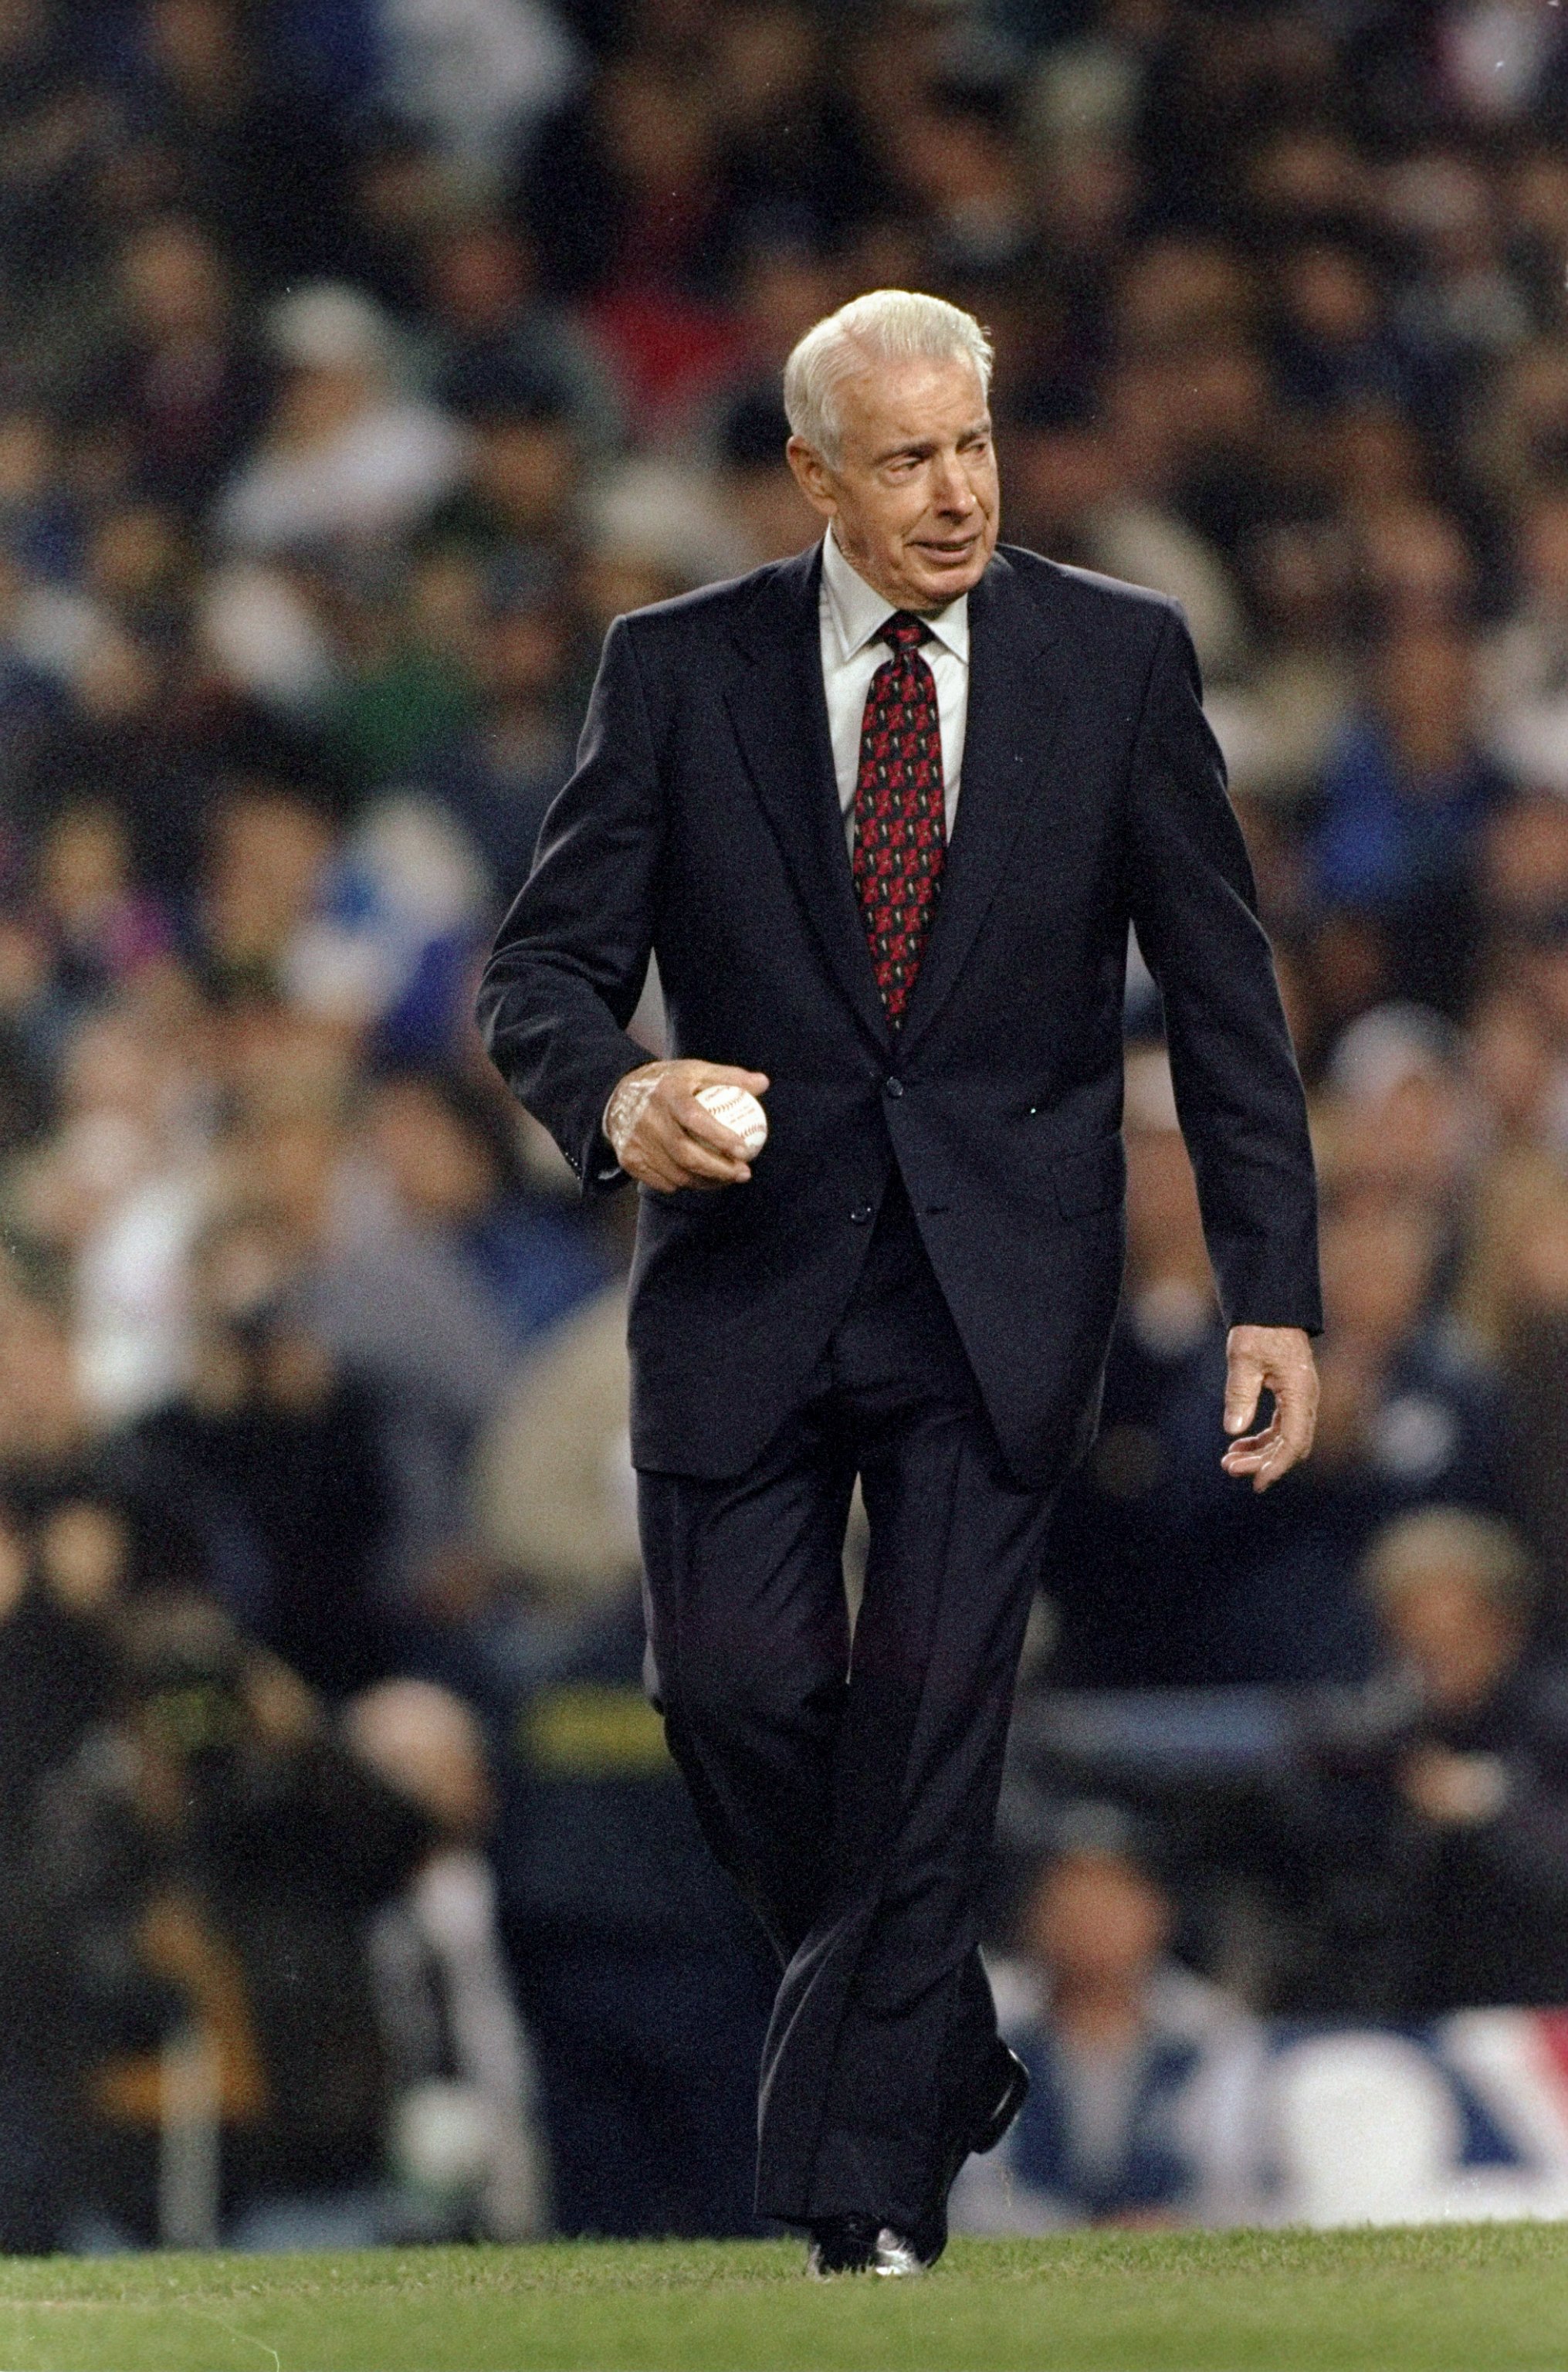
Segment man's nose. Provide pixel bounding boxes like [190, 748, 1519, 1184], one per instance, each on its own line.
[932, 454, 977, 514]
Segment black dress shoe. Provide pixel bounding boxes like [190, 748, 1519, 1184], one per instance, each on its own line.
[909, 2041, 1031, 2269]
[804, 2214, 881, 2277]
[869, 2228, 926, 2278]
[805, 2218, 928, 2279]
[804, 2048, 1031, 2279]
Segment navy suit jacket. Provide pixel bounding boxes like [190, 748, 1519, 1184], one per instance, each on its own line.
[477, 541, 1321, 1488]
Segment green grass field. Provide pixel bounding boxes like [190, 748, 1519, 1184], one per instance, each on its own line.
[0, 2225, 1565, 2372]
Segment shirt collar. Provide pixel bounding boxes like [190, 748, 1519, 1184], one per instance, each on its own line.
[821, 527, 970, 667]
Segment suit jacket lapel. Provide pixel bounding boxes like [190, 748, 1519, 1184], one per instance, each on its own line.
[895, 550, 1072, 1058]
[723, 545, 892, 1050]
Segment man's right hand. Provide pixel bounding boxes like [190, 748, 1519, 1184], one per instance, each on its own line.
[605, 1059, 770, 1192]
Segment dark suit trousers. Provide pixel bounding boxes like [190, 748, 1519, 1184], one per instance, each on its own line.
[638, 1175, 1058, 2230]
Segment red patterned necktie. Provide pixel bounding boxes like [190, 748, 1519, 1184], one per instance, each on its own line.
[852, 611, 946, 1025]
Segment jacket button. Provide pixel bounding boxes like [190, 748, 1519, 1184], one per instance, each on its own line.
[850, 1204, 873, 1225]
[884, 1076, 904, 1097]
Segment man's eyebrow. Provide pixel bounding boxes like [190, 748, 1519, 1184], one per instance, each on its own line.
[869, 419, 993, 465]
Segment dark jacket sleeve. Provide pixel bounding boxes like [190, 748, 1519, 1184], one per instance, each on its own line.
[1125, 605, 1322, 1333]
[475, 615, 662, 1193]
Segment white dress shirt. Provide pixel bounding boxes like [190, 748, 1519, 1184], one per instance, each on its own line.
[818, 527, 970, 854]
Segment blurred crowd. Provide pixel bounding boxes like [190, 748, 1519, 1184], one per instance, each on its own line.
[2, 0, 1568, 2248]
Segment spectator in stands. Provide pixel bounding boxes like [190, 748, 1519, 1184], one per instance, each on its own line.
[951, 1807, 1261, 2233]
[0, 1489, 113, 2253]
[0, 1479, 138, 2242]
[242, 1056, 608, 1605]
[0, 1496, 113, 1865]
[1483, 483, 1568, 795]
[1305, 1509, 1568, 2015]
[427, 371, 584, 576]
[218, 284, 468, 559]
[1052, 371, 1251, 681]
[422, 217, 621, 459]
[364, 1066, 610, 1357]
[1207, 515, 1354, 810]
[1316, 1000, 1476, 1222]
[0, 1291, 99, 1495]
[713, 389, 814, 568]
[121, 1205, 394, 1698]
[471, 1262, 639, 1616]
[0, 0, 105, 361]
[347, 1677, 547, 2242]
[1471, 1172, 1568, 1647]
[196, 781, 337, 1000]
[376, 0, 577, 196]
[1271, 241, 1407, 422]
[1310, 628, 1509, 1016]
[34, 1594, 427, 2250]
[33, 803, 171, 1013]
[518, 56, 747, 439]
[229, 1074, 514, 1601]
[90, 216, 271, 517]
[6, 999, 201, 1434]
[418, 554, 581, 897]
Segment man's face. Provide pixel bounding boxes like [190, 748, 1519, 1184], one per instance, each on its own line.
[787, 352, 999, 612]
[1384, 1574, 1520, 1714]
[1024, 1852, 1170, 1988]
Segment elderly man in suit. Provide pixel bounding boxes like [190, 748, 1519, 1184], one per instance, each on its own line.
[477, 290, 1321, 2275]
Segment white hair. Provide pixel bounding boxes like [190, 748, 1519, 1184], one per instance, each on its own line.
[1363, 1506, 1537, 1616]
[783, 290, 994, 465]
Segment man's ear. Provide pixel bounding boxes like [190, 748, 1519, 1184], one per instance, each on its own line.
[786, 435, 837, 520]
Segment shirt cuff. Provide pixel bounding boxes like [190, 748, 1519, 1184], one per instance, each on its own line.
[597, 1091, 625, 1186]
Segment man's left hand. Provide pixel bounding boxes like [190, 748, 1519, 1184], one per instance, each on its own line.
[1221, 1324, 1319, 1491]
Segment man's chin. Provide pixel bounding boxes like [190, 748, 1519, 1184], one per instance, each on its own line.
[907, 544, 991, 605]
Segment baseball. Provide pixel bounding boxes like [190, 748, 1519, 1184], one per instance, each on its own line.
[695, 1083, 768, 1159]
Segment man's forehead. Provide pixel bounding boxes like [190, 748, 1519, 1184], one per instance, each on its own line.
[837, 354, 988, 447]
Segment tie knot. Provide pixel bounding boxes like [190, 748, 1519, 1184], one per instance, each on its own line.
[880, 611, 929, 654]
